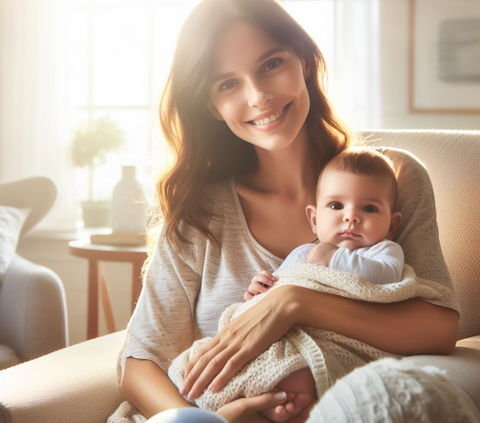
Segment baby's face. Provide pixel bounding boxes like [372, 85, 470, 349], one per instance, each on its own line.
[307, 169, 397, 250]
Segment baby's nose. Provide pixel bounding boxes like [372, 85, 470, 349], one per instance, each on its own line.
[343, 211, 360, 223]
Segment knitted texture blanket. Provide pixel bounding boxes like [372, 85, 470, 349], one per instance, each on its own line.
[306, 357, 480, 423]
[167, 262, 454, 411]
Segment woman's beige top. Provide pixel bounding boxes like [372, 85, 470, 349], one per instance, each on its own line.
[117, 148, 459, 383]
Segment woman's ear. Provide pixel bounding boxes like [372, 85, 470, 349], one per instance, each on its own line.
[301, 57, 311, 79]
[207, 101, 224, 121]
[387, 212, 403, 240]
[305, 205, 317, 234]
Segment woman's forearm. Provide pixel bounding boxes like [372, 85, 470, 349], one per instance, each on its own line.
[122, 357, 194, 419]
[285, 286, 459, 355]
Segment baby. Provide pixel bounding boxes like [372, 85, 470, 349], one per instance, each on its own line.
[245, 147, 404, 421]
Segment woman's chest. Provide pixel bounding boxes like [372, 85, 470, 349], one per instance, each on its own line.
[238, 191, 316, 259]
[194, 251, 278, 337]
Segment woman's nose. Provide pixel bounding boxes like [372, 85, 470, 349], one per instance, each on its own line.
[246, 80, 273, 108]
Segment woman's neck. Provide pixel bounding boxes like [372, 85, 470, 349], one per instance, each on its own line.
[242, 126, 317, 199]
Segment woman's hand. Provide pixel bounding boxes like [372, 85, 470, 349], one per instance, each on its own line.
[217, 391, 290, 423]
[180, 286, 295, 400]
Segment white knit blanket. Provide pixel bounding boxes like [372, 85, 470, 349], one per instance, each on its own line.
[167, 262, 455, 411]
[306, 357, 480, 423]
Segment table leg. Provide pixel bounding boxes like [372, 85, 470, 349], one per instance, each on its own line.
[87, 259, 99, 340]
[99, 262, 116, 334]
[132, 261, 143, 313]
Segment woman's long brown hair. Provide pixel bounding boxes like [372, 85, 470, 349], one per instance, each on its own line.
[147, 0, 352, 258]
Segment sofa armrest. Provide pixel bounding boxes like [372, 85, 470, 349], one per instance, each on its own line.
[0, 331, 125, 423]
[456, 335, 480, 351]
[0, 255, 68, 361]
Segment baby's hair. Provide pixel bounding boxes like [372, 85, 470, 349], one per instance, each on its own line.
[318, 147, 398, 209]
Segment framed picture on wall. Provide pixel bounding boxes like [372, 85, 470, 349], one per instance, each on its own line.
[409, 0, 480, 113]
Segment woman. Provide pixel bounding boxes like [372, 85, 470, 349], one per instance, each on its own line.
[117, 0, 459, 422]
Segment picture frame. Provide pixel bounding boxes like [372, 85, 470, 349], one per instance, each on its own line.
[409, 0, 480, 113]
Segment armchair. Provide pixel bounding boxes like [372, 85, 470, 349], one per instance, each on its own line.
[0, 177, 68, 370]
[0, 131, 479, 423]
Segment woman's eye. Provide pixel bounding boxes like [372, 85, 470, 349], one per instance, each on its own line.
[329, 203, 343, 210]
[263, 58, 284, 72]
[364, 205, 378, 213]
[219, 80, 238, 91]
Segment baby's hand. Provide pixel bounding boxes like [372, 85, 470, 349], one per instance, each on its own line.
[244, 270, 277, 301]
[305, 242, 338, 267]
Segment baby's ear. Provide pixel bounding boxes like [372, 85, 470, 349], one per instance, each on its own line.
[206, 101, 224, 121]
[387, 212, 403, 240]
[305, 205, 317, 234]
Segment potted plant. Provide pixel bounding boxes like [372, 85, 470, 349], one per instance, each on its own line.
[71, 116, 125, 227]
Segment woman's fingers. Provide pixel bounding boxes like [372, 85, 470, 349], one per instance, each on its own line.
[217, 391, 288, 423]
[205, 349, 253, 395]
[185, 347, 237, 399]
[184, 336, 222, 380]
[261, 406, 291, 423]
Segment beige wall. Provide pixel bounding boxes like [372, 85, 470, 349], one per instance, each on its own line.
[380, 0, 479, 130]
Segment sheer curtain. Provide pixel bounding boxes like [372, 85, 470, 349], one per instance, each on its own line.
[0, 0, 382, 232]
[0, 0, 77, 230]
[330, 0, 382, 130]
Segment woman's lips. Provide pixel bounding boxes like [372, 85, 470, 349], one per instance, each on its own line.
[246, 102, 292, 130]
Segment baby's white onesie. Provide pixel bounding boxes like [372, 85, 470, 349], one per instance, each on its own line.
[274, 240, 404, 285]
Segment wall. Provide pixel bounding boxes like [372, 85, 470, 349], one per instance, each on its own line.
[380, 0, 480, 130]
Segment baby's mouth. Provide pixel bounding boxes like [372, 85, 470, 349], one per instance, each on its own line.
[340, 231, 361, 238]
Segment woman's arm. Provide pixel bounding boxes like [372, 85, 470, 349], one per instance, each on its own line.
[122, 357, 293, 422]
[181, 285, 459, 400]
[122, 357, 194, 419]
[288, 285, 459, 355]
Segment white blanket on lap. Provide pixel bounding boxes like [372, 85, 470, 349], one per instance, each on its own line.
[167, 262, 453, 411]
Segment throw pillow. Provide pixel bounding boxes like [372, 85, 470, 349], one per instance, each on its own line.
[0, 205, 31, 284]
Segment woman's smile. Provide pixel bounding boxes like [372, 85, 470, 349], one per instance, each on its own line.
[246, 102, 292, 131]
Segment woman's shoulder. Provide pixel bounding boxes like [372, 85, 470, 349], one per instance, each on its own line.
[201, 177, 240, 223]
[202, 177, 234, 202]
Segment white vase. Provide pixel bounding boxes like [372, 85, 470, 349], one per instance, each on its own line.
[111, 166, 147, 234]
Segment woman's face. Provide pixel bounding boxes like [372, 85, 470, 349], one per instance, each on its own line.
[208, 19, 311, 152]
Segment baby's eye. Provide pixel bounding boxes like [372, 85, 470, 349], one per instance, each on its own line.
[219, 80, 238, 91]
[329, 203, 343, 210]
[263, 58, 284, 72]
[363, 205, 378, 213]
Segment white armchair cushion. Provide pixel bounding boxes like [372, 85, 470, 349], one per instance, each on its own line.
[0, 205, 30, 284]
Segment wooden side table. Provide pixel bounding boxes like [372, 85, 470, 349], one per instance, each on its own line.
[68, 240, 148, 340]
